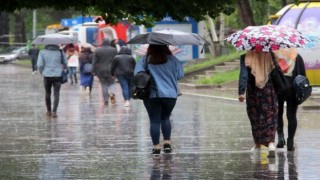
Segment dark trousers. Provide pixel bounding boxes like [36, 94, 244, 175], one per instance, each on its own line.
[143, 98, 177, 145]
[31, 58, 37, 72]
[277, 92, 298, 139]
[44, 77, 62, 113]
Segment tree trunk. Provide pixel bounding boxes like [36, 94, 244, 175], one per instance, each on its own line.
[237, 0, 255, 26]
[219, 13, 225, 46]
[205, 15, 222, 57]
[281, 0, 287, 6]
[0, 12, 10, 47]
[14, 12, 27, 44]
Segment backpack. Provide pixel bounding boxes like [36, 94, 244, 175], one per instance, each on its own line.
[131, 71, 151, 100]
[83, 63, 92, 75]
[131, 58, 152, 100]
[293, 75, 312, 105]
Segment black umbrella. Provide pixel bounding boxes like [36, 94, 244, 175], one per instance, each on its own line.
[127, 29, 208, 45]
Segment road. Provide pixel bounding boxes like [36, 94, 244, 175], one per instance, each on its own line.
[0, 64, 319, 179]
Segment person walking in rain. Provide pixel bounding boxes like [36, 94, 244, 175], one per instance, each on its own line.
[134, 44, 184, 155]
[274, 48, 306, 151]
[111, 46, 136, 107]
[28, 44, 40, 75]
[37, 44, 67, 118]
[66, 47, 79, 84]
[92, 38, 118, 105]
[238, 50, 278, 157]
[78, 47, 94, 94]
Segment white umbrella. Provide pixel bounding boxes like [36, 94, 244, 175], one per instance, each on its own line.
[32, 33, 79, 45]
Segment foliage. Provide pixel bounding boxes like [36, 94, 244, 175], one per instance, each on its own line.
[0, 0, 238, 27]
[197, 69, 240, 85]
[184, 51, 244, 73]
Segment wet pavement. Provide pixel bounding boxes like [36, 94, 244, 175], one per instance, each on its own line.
[0, 64, 319, 179]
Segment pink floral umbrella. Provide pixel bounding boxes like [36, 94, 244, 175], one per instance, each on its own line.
[225, 25, 310, 52]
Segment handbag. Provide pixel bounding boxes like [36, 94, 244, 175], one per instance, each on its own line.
[293, 62, 312, 104]
[131, 58, 151, 100]
[60, 50, 68, 84]
[270, 52, 291, 94]
[83, 63, 93, 75]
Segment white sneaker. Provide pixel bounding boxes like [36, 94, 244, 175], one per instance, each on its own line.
[268, 143, 276, 158]
[124, 101, 130, 107]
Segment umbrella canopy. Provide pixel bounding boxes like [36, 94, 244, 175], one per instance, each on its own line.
[127, 29, 208, 45]
[78, 42, 96, 52]
[32, 33, 79, 45]
[134, 44, 182, 56]
[225, 25, 310, 52]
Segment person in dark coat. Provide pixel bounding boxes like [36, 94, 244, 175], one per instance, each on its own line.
[111, 46, 136, 107]
[92, 38, 118, 105]
[28, 44, 40, 74]
[274, 48, 306, 151]
[78, 47, 94, 94]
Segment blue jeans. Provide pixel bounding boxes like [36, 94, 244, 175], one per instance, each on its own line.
[117, 75, 133, 101]
[143, 98, 177, 145]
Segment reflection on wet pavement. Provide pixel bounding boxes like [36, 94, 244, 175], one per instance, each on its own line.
[0, 64, 319, 179]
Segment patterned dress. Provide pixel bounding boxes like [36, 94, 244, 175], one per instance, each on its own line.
[238, 55, 278, 146]
[246, 74, 278, 146]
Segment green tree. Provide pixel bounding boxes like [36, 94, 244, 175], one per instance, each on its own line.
[0, 0, 237, 27]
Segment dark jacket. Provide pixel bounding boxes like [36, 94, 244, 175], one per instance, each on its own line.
[111, 46, 136, 76]
[28, 47, 40, 61]
[92, 44, 117, 78]
[238, 53, 306, 95]
[78, 48, 93, 72]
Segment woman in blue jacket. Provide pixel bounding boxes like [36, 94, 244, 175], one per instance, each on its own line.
[134, 44, 184, 155]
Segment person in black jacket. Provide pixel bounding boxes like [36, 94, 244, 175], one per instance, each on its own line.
[111, 46, 136, 107]
[28, 45, 40, 74]
[275, 48, 306, 151]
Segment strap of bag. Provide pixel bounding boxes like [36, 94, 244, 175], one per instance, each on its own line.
[270, 52, 280, 70]
[59, 50, 66, 69]
[144, 56, 158, 97]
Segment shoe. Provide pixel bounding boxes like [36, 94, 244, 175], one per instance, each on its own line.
[277, 134, 286, 148]
[104, 101, 109, 106]
[110, 94, 116, 104]
[152, 148, 161, 155]
[46, 111, 51, 116]
[250, 144, 261, 151]
[51, 112, 57, 118]
[268, 143, 276, 158]
[124, 101, 130, 107]
[163, 144, 172, 153]
[287, 138, 295, 151]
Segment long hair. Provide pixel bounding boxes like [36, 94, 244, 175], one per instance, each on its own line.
[146, 44, 172, 64]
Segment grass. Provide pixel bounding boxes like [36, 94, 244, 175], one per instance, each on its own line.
[196, 69, 240, 85]
[183, 51, 244, 73]
[15, 59, 31, 66]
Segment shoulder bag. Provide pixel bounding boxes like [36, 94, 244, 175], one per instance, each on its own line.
[293, 62, 312, 105]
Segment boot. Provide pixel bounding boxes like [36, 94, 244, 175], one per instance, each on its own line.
[74, 74, 77, 83]
[276, 134, 286, 148]
[287, 138, 295, 151]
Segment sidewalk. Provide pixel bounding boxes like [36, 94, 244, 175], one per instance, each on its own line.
[0, 64, 319, 179]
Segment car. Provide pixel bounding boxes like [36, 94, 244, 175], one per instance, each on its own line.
[0, 46, 30, 63]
